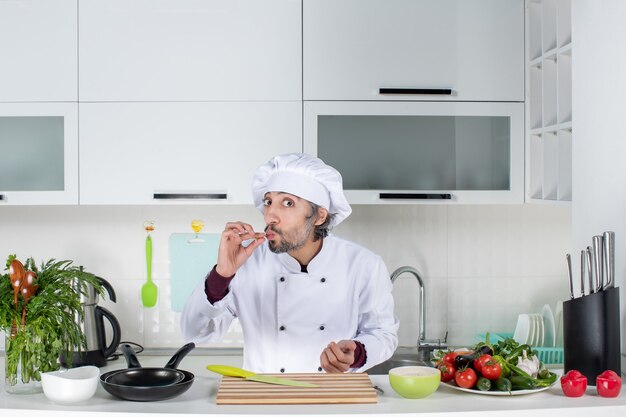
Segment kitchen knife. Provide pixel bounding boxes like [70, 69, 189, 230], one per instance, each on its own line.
[592, 235, 604, 292]
[206, 365, 319, 388]
[603, 231, 615, 290]
[580, 250, 587, 297]
[566, 253, 574, 299]
[585, 247, 594, 295]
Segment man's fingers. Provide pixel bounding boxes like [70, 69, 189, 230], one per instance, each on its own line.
[320, 350, 347, 373]
[223, 222, 264, 242]
[224, 221, 256, 235]
[327, 342, 353, 364]
[244, 234, 266, 254]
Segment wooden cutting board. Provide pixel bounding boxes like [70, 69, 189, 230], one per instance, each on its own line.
[214, 373, 378, 405]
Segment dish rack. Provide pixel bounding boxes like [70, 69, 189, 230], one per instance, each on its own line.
[474, 333, 564, 365]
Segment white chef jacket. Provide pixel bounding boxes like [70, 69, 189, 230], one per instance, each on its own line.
[181, 234, 399, 373]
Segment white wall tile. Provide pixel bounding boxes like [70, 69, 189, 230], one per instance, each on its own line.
[337, 205, 448, 278]
[447, 205, 571, 278]
[447, 275, 568, 347]
[0, 203, 571, 349]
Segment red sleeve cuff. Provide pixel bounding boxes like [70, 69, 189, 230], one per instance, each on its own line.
[351, 340, 367, 368]
[204, 265, 234, 304]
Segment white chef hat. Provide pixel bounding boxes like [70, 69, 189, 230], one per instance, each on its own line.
[251, 153, 352, 227]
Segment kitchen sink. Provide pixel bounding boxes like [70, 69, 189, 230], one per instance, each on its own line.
[366, 350, 431, 375]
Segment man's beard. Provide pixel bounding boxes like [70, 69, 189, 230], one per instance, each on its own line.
[265, 216, 316, 254]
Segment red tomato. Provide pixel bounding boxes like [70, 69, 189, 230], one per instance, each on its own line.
[455, 367, 477, 389]
[481, 360, 502, 380]
[438, 362, 456, 383]
[442, 351, 458, 365]
[473, 354, 492, 374]
[561, 370, 588, 397]
[596, 370, 622, 398]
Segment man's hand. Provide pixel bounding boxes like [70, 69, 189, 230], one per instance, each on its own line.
[215, 221, 265, 277]
[320, 340, 357, 373]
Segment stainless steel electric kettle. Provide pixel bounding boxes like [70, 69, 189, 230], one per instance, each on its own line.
[60, 276, 122, 367]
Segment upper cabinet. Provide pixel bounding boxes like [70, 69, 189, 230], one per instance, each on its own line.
[304, 101, 524, 204]
[526, 0, 572, 203]
[303, 0, 525, 102]
[79, 0, 302, 102]
[0, 0, 77, 102]
[0, 103, 79, 204]
[79, 102, 302, 205]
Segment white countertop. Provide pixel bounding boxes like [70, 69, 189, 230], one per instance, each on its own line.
[1, 353, 625, 417]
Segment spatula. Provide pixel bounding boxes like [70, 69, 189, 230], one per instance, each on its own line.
[141, 222, 157, 307]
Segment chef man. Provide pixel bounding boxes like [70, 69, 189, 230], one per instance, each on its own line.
[181, 153, 398, 373]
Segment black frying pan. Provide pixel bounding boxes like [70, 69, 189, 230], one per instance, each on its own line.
[100, 342, 195, 401]
[106, 343, 190, 386]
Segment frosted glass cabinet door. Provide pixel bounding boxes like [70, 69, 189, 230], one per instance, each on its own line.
[79, 0, 301, 102]
[303, 0, 524, 101]
[0, 0, 77, 102]
[304, 101, 524, 204]
[79, 102, 302, 205]
[0, 103, 78, 205]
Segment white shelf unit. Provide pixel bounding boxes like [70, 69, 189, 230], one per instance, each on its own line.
[526, 0, 572, 203]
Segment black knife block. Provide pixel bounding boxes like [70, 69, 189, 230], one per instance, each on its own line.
[562, 287, 621, 385]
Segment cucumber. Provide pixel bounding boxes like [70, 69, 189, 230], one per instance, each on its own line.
[476, 377, 491, 391]
[492, 377, 512, 392]
[509, 375, 538, 390]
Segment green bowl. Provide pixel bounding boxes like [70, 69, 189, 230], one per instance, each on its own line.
[389, 366, 441, 399]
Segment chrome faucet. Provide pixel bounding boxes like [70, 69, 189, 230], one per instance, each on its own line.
[390, 266, 447, 362]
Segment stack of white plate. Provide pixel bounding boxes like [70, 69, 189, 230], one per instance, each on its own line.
[512, 304, 557, 347]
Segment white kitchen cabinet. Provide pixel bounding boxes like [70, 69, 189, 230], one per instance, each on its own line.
[0, 103, 78, 204]
[0, 0, 77, 102]
[526, 0, 572, 203]
[304, 101, 524, 204]
[79, 102, 301, 205]
[79, 0, 301, 102]
[303, 0, 524, 102]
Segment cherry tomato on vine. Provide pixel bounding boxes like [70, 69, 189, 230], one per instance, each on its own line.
[438, 362, 456, 383]
[442, 351, 458, 365]
[473, 354, 492, 374]
[480, 360, 502, 380]
[455, 367, 477, 389]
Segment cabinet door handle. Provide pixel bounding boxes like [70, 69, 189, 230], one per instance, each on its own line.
[379, 193, 452, 200]
[153, 192, 228, 200]
[379, 88, 452, 95]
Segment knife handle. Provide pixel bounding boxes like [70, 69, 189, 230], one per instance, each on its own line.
[566, 254, 574, 299]
[586, 247, 594, 294]
[603, 231, 615, 289]
[585, 248, 593, 294]
[580, 250, 586, 297]
[592, 236, 604, 292]
[206, 364, 255, 378]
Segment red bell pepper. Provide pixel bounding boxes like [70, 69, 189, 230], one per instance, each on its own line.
[596, 370, 622, 398]
[561, 370, 587, 397]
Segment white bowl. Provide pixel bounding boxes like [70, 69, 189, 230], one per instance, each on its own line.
[41, 366, 100, 404]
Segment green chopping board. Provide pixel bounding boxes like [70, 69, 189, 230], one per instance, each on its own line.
[169, 233, 220, 312]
